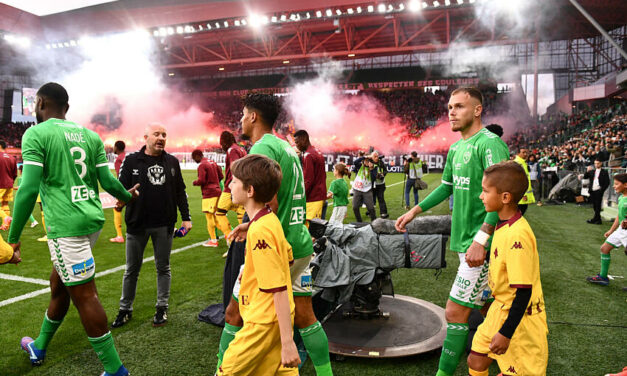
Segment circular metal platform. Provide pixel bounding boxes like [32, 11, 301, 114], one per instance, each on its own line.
[322, 294, 446, 358]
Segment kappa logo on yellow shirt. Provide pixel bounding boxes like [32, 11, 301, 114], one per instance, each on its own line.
[253, 239, 272, 251]
[511, 241, 523, 250]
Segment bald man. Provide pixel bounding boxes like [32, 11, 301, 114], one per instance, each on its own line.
[111, 123, 191, 328]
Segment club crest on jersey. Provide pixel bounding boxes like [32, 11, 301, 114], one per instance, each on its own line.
[511, 241, 523, 250]
[507, 366, 517, 374]
[147, 164, 165, 185]
[253, 239, 271, 251]
[462, 151, 472, 164]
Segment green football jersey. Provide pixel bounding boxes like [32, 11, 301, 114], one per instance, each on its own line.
[250, 134, 313, 259]
[21, 118, 109, 238]
[329, 178, 349, 207]
[442, 128, 509, 253]
[619, 195, 626, 222]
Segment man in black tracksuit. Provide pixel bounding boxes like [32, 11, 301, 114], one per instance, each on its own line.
[111, 124, 191, 328]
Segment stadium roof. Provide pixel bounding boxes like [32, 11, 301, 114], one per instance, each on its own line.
[1, 0, 625, 75]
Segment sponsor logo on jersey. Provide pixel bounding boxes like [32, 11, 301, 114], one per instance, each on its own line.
[72, 257, 95, 276]
[454, 162, 462, 170]
[132, 169, 139, 175]
[71, 185, 89, 202]
[453, 175, 471, 189]
[300, 275, 312, 288]
[511, 241, 523, 250]
[253, 239, 272, 251]
[289, 206, 305, 225]
[147, 164, 165, 185]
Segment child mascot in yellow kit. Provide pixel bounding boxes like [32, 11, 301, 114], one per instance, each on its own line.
[468, 161, 548, 376]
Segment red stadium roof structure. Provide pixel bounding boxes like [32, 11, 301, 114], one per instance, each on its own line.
[1, 0, 625, 75]
[0, 0, 625, 112]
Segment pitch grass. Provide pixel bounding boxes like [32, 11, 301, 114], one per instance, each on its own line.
[0, 171, 625, 375]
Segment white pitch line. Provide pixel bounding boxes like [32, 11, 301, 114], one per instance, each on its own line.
[0, 272, 49, 286]
[0, 239, 211, 308]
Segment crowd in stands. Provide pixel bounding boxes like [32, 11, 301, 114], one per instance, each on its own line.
[0, 122, 33, 148]
[508, 103, 627, 172]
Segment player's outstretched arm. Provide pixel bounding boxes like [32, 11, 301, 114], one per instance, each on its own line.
[273, 289, 301, 368]
[395, 205, 423, 232]
[395, 182, 451, 232]
[97, 166, 133, 202]
[8, 164, 42, 244]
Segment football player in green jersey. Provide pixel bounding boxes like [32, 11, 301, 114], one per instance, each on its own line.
[8, 83, 138, 376]
[396, 87, 509, 376]
[216, 94, 333, 376]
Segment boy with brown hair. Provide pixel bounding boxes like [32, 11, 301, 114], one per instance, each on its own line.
[217, 153, 300, 375]
[468, 160, 548, 376]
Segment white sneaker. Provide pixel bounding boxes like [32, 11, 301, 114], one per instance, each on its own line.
[30, 221, 39, 228]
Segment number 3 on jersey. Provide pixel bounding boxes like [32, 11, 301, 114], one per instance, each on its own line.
[70, 146, 87, 178]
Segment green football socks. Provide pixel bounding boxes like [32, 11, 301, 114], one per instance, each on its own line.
[216, 323, 241, 372]
[33, 311, 63, 350]
[299, 321, 333, 376]
[600, 254, 611, 278]
[88, 331, 123, 374]
[436, 323, 469, 376]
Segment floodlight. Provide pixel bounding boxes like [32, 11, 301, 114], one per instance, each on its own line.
[368, 5, 374, 12]
[316, 10, 322, 17]
[45, 44, 51, 49]
[167, 27, 174, 35]
[378, 4, 386, 12]
[433, 1, 440, 7]
[234, 20, 240, 26]
[326, 9, 333, 16]
[153, 30, 159, 37]
[445, 0, 450, 5]
[70, 40, 77, 46]
[347, 8, 354, 14]
[271, 16, 278, 22]
[224, 21, 229, 27]
[281, 14, 287, 21]
[409, 0, 421, 11]
[357, 6, 363, 13]
[176, 26, 183, 34]
[241, 19, 247, 25]
[457, 0, 463, 3]
[399, 4, 405, 10]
